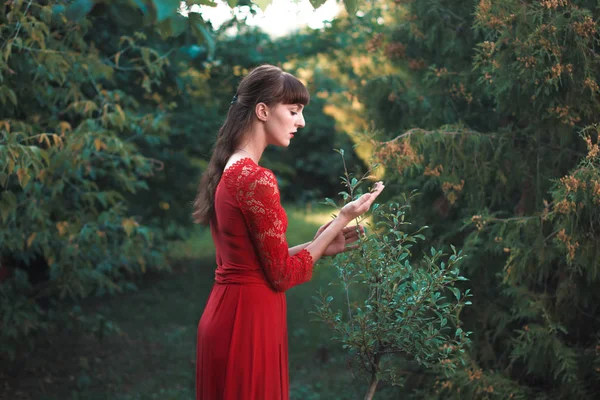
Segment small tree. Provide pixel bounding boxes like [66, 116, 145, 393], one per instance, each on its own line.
[313, 153, 472, 399]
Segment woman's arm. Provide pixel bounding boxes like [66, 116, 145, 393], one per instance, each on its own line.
[304, 181, 384, 261]
[289, 242, 311, 256]
[234, 166, 383, 291]
[288, 181, 385, 261]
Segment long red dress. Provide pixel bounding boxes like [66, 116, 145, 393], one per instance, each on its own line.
[196, 157, 314, 400]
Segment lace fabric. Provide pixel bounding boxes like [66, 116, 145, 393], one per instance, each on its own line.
[222, 158, 314, 292]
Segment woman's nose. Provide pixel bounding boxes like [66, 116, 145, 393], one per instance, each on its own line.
[296, 114, 305, 128]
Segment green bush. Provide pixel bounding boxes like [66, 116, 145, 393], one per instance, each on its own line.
[309, 0, 600, 398]
[0, 0, 219, 358]
[313, 156, 471, 399]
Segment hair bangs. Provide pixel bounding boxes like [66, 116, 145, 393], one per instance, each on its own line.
[279, 73, 310, 106]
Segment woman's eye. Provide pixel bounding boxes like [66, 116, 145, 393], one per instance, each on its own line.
[291, 112, 298, 116]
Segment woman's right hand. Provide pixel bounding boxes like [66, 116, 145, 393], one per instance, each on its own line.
[339, 181, 385, 221]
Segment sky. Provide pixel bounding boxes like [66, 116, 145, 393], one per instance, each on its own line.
[186, 0, 341, 37]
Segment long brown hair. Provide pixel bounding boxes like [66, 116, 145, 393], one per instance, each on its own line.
[192, 64, 310, 225]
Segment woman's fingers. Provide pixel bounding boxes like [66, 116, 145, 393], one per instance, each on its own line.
[341, 225, 366, 246]
[364, 183, 384, 209]
[357, 193, 372, 206]
[347, 236, 359, 245]
[341, 181, 385, 220]
[355, 194, 372, 213]
[344, 233, 359, 244]
[342, 226, 358, 235]
[343, 225, 363, 237]
[371, 181, 385, 192]
[343, 244, 360, 252]
[361, 194, 378, 213]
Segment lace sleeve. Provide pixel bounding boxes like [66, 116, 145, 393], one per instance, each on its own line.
[235, 167, 314, 292]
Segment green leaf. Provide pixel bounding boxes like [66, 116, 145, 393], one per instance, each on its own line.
[0, 191, 17, 223]
[322, 197, 338, 208]
[449, 287, 460, 301]
[133, 0, 150, 16]
[192, 0, 219, 7]
[343, 0, 358, 15]
[6, 88, 17, 106]
[51, 4, 66, 18]
[309, 0, 328, 9]
[153, 0, 181, 22]
[253, 0, 272, 12]
[65, 0, 95, 21]
[188, 12, 216, 58]
[109, 4, 146, 27]
[3, 39, 12, 62]
[157, 14, 188, 38]
[226, 0, 238, 7]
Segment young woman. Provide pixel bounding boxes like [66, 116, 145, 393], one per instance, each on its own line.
[192, 64, 385, 399]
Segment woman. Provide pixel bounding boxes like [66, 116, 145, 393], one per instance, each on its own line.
[192, 64, 384, 399]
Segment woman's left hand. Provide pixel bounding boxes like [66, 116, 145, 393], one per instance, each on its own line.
[313, 221, 365, 257]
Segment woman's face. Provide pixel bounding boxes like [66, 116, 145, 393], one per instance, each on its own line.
[264, 103, 305, 147]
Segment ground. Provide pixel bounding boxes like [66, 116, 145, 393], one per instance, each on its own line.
[0, 206, 401, 399]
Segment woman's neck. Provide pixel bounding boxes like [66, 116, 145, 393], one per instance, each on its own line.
[236, 125, 267, 163]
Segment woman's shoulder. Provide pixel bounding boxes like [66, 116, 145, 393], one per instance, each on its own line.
[222, 157, 275, 187]
[223, 155, 254, 172]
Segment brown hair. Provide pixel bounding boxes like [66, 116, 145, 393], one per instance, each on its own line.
[192, 64, 310, 225]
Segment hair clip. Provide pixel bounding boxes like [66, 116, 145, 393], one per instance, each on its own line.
[230, 95, 238, 105]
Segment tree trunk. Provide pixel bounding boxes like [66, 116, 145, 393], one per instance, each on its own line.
[364, 345, 382, 400]
[364, 375, 379, 400]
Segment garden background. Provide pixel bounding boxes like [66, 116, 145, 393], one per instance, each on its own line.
[1, 0, 600, 399]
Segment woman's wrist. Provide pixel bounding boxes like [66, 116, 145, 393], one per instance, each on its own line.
[306, 215, 349, 262]
[337, 211, 353, 226]
[289, 241, 311, 256]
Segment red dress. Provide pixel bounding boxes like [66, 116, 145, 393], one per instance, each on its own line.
[196, 157, 314, 400]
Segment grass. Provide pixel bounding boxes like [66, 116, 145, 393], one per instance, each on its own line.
[1, 204, 401, 400]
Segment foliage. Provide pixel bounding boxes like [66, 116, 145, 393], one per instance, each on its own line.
[0, 0, 366, 362]
[309, 0, 600, 398]
[313, 154, 471, 399]
[0, 0, 221, 358]
[0, 0, 178, 359]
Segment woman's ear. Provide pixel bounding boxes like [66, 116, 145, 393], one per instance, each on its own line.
[255, 102, 268, 122]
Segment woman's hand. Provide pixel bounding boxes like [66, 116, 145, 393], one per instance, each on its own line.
[313, 221, 365, 257]
[305, 181, 383, 261]
[340, 181, 385, 221]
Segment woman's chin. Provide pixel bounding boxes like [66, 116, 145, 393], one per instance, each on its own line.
[268, 137, 292, 148]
